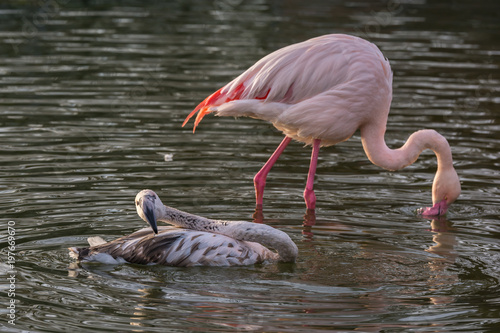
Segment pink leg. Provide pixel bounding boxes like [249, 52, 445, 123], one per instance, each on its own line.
[304, 139, 321, 210]
[254, 136, 292, 208]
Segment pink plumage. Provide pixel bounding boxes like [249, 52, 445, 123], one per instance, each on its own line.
[183, 34, 460, 216]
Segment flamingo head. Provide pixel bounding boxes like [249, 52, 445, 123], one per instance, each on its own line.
[425, 166, 461, 216]
[135, 189, 163, 234]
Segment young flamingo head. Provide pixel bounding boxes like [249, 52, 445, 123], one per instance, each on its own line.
[135, 189, 164, 234]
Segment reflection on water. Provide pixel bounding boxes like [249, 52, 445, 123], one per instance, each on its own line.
[425, 219, 458, 306]
[1, 0, 499, 331]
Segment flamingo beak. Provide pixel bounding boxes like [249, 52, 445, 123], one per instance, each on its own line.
[141, 198, 158, 234]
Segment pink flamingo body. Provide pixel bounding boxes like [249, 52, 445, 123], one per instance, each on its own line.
[183, 34, 460, 216]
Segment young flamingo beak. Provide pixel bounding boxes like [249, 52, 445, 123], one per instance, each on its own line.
[135, 194, 158, 234]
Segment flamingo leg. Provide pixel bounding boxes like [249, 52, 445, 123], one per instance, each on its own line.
[254, 136, 292, 208]
[304, 139, 321, 210]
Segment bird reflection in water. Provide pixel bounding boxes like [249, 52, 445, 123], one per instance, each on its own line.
[425, 218, 458, 306]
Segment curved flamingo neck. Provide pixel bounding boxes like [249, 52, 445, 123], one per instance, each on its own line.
[156, 205, 298, 262]
[360, 124, 454, 172]
[360, 121, 460, 207]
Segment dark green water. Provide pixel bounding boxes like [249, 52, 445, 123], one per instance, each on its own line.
[1, 0, 499, 331]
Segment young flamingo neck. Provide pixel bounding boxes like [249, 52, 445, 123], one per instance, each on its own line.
[156, 205, 298, 262]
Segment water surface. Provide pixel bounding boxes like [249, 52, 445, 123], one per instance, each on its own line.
[1, 0, 499, 331]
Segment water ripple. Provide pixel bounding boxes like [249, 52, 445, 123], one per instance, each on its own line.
[0, 0, 499, 331]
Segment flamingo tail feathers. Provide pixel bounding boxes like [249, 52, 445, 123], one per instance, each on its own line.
[182, 88, 222, 132]
[183, 83, 247, 132]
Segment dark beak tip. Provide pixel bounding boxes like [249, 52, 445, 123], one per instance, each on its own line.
[143, 206, 158, 235]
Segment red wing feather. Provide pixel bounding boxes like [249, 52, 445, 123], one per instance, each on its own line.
[183, 83, 247, 132]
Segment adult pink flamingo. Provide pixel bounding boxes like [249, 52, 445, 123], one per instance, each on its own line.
[183, 34, 460, 216]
